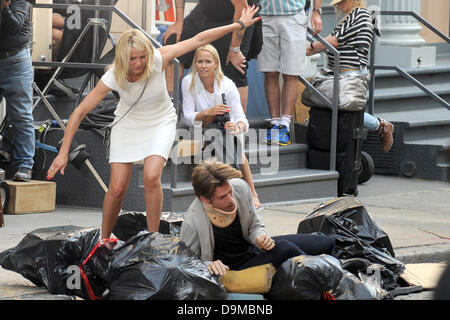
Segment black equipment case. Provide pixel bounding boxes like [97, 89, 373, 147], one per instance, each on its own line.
[306, 107, 367, 196]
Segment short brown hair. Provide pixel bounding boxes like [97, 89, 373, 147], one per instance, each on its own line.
[191, 159, 243, 199]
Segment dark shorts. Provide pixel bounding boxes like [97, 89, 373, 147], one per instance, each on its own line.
[166, 5, 254, 88]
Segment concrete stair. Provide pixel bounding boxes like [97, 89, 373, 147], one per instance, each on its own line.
[363, 64, 450, 182]
[153, 119, 339, 212]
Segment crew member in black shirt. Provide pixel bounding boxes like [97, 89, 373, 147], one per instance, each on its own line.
[0, 0, 35, 181]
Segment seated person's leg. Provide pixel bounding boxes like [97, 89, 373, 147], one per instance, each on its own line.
[238, 239, 305, 270]
[240, 154, 262, 209]
[364, 113, 394, 153]
[272, 234, 336, 257]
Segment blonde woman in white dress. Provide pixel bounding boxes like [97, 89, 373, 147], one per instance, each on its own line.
[46, 5, 261, 240]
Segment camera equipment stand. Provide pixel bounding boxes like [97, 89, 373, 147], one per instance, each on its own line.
[32, 17, 112, 110]
[33, 83, 108, 193]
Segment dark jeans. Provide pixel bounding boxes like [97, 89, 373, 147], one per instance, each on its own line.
[0, 48, 35, 170]
[237, 233, 336, 270]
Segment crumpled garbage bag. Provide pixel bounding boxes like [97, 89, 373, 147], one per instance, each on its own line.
[112, 211, 184, 241]
[266, 254, 343, 300]
[90, 231, 228, 300]
[297, 197, 405, 281]
[1, 226, 227, 300]
[0, 225, 105, 300]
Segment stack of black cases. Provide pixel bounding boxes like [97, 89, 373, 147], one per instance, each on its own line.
[306, 107, 367, 196]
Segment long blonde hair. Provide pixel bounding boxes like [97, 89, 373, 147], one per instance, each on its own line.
[189, 44, 224, 92]
[107, 29, 154, 90]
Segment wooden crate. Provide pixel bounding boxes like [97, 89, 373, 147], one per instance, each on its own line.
[5, 180, 56, 214]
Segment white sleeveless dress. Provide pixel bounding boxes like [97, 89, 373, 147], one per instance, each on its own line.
[101, 49, 177, 163]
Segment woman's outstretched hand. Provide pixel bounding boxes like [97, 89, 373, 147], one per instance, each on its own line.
[46, 153, 68, 180]
[238, 4, 261, 29]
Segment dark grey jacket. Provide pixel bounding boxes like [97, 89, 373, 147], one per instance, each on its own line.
[0, 0, 31, 52]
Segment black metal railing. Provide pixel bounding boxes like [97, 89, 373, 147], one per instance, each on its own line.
[32, 3, 181, 188]
[298, 27, 341, 171]
[301, 11, 450, 174]
[368, 11, 450, 115]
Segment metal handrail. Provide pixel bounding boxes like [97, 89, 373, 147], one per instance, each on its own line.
[299, 27, 340, 171]
[368, 11, 450, 115]
[32, 3, 181, 188]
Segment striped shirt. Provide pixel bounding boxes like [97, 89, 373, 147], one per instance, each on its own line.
[327, 8, 374, 70]
[260, 0, 306, 15]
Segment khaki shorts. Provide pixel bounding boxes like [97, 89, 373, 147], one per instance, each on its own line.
[257, 12, 307, 76]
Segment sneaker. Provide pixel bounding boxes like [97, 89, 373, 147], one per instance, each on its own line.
[271, 124, 291, 146]
[13, 168, 32, 182]
[264, 124, 278, 145]
[377, 119, 394, 152]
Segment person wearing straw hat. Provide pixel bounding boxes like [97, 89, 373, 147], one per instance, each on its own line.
[307, 0, 395, 152]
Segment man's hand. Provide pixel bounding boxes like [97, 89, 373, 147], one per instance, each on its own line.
[256, 234, 275, 251]
[1, 0, 11, 9]
[162, 20, 184, 44]
[161, 0, 185, 44]
[310, 11, 323, 35]
[226, 49, 246, 74]
[208, 260, 230, 276]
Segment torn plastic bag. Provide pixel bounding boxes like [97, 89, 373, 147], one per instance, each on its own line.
[297, 197, 404, 278]
[112, 211, 184, 241]
[0, 226, 106, 300]
[266, 254, 343, 300]
[335, 258, 393, 300]
[89, 231, 228, 300]
[340, 257, 398, 292]
[335, 271, 382, 300]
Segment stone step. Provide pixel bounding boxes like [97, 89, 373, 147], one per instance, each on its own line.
[162, 168, 339, 212]
[374, 65, 450, 91]
[373, 108, 450, 144]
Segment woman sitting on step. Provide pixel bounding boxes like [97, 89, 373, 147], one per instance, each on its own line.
[307, 0, 394, 152]
[182, 44, 262, 210]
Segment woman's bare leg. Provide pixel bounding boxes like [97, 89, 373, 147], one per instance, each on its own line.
[143, 155, 167, 232]
[101, 162, 133, 239]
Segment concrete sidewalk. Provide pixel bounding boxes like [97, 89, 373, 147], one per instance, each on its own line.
[0, 174, 449, 300]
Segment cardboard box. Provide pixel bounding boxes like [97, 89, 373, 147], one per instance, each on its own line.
[5, 180, 56, 214]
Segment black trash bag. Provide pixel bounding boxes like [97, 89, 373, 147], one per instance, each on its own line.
[0, 226, 106, 300]
[90, 231, 228, 300]
[266, 254, 343, 300]
[297, 197, 404, 279]
[335, 258, 393, 300]
[112, 211, 184, 241]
